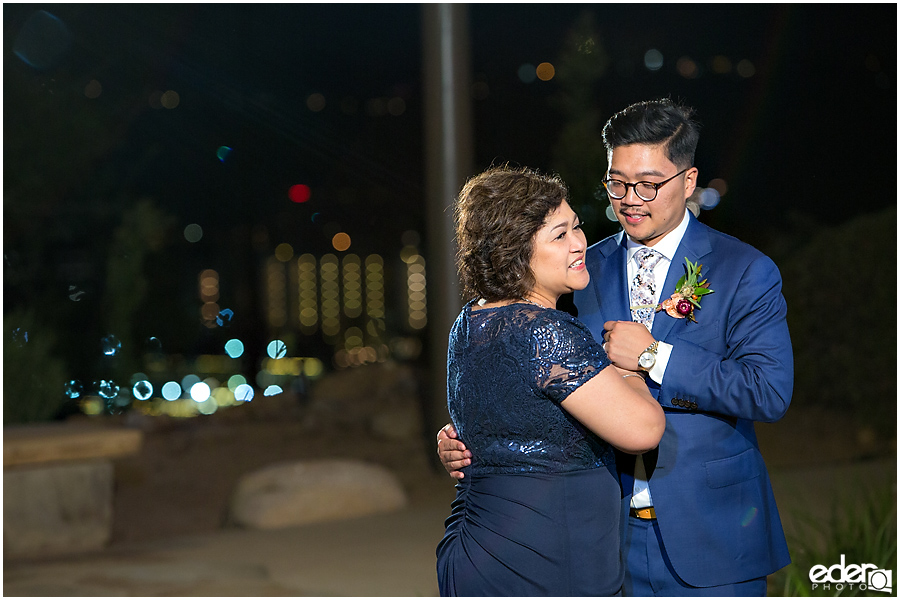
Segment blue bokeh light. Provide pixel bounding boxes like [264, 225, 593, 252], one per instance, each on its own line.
[132, 380, 153, 401]
[225, 339, 244, 359]
[161, 381, 181, 401]
[65, 379, 83, 399]
[101, 334, 121, 356]
[267, 339, 287, 359]
[234, 383, 254, 402]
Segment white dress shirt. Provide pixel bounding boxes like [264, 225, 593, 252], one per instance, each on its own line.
[624, 209, 691, 509]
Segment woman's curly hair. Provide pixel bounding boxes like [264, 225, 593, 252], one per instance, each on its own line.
[455, 165, 569, 302]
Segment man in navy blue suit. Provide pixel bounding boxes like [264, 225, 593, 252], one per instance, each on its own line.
[438, 99, 793, 595]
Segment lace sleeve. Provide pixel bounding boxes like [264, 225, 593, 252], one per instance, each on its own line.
[531, 313, 610, 404]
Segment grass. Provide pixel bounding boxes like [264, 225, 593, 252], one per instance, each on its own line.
[771, 482, 896, 596]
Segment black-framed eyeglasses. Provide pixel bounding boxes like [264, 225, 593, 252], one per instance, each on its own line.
[602, 168, 689, 202]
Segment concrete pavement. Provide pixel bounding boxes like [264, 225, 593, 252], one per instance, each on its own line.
[4, 459, 895, 596]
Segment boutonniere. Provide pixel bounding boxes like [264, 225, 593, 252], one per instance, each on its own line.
[657, 258, 713, 322]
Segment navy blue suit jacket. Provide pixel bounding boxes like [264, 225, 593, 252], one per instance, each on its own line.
[573, 212, 792, 587]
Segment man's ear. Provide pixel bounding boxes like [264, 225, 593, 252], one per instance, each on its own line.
[683, 166, 699, 198]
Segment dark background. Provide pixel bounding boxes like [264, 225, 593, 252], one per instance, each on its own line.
[3, 3, 896, 430]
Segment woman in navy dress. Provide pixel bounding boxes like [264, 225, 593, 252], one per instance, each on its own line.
[436, 166, 665, 596]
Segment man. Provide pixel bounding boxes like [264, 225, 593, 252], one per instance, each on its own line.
[437, 98, 793, 595]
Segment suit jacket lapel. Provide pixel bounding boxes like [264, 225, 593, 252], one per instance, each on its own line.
[651, 214, 713, 341]
[598, 233, 632, 322]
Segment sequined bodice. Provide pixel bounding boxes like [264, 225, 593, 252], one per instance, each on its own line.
[447, 301, 614, 475]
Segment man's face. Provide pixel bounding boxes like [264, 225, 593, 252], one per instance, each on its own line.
[607, 143, 697, 247]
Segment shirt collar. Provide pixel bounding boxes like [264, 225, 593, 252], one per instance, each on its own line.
[625, 209, 691, 264]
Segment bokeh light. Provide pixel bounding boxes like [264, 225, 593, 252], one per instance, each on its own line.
[606, 204, 618, 222]
[196, 397, 218, 415]
[13, 10, 72, 70]
[161, 90, 180, 109]
[644, 49, 664, 71]
[65, 379, 83, 399]
[132, 380, 153, 400]
[708, 178, 728, 196]
[68, 284, 85, 301]
[699, 188, 722, 209]
[212, 386, 236, 407]
[275, 243, 294, 262]
[225, 338, 244, 358]
[190, 381, 211, 402]
[264, 385, 283, 396]
[536, 62, 555, 81]
[517, 63, 536, 83]
[181, 374, 201, 392]
[146, 336, 162, 353]
[741, 506, 759, 527]
[216, 146, 232, 162]
[161, 381, 181, 401]
[84, 79, 102, 99]
[101, 334, 121, 356]
[267, 339, 287, 359]
[332, 232, 351, 252]
[11, 327, 28, 346]
[227, 374, 247, 390]
[736, 59, 756, 78]
[289, 184, 311, 203]
[97, 379, 119, 399]
[216, 308, 234, 327]
[307, 93, 326, 112]
[234, 383, 254, 402]
[365, 97, 388, 117]
[184, 223, 203, 243]
[711, 55, 732, 74]
[676, 56, 699, 79]
[304, 358, 324, 378]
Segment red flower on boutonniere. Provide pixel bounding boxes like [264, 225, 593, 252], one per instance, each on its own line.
[657, 258, 713, 323]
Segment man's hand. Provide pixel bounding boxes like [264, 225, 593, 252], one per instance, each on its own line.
[436, 423, 470, 479]
[602, 320, 656, 371]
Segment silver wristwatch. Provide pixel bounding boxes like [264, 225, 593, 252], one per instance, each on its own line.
[638, 341, 660, 372]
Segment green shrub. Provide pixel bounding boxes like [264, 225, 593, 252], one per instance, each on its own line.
[772, 484, 897, 596]
[3, 309, 69, 424]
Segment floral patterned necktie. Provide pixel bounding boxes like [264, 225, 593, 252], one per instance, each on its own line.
[630, 248, 663, 329]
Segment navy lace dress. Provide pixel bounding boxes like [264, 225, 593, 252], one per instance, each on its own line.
[436, 301, 622, 596]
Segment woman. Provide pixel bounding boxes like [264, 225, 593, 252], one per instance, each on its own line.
[436, 166, 664, 596]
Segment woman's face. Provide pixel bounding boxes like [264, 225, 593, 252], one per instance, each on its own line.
[528, 199, 589, 304]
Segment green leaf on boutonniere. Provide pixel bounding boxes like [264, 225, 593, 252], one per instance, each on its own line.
[656, 258, 715, 322]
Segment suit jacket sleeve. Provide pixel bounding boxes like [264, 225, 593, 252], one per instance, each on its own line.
[660, 253, 793, 423]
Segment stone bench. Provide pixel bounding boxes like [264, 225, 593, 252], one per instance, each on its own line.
[4, 422, 142, 559]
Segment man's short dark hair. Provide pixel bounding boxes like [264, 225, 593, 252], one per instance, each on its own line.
[455, 165, 568, 302]
[602, 99, 700, 169]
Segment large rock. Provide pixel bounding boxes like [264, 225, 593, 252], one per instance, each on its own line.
[227, 459, 408, 530]
[4, 460, 113, 558]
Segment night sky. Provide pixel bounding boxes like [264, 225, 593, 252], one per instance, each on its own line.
[5, 4, 895, 250]
[3, 3, 897, 376]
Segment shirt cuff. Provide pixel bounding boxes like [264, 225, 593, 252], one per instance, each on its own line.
[648, 341, 672, 384]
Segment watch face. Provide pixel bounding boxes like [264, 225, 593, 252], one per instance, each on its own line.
[638, 352, 655, 369]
